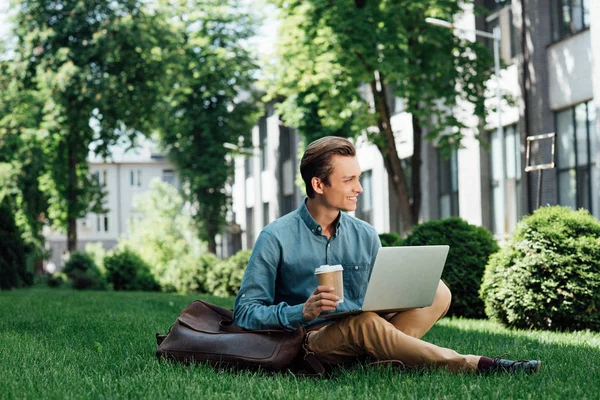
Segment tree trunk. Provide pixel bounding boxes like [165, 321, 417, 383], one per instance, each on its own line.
[67, 140, 78, 253]
[410, 111, 423, 225]
[369, 72, 415, 236]
[207, 235, 217, 255]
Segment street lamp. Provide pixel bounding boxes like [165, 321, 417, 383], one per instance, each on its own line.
[425, 17, 506, 235]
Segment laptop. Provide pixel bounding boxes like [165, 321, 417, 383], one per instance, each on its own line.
[321, 245, 449, 319]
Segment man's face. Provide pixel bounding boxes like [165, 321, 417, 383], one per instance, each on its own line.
[318, 155, 363, 211]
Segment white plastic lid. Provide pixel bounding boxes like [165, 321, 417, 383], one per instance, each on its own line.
[314, 264, 343, 274]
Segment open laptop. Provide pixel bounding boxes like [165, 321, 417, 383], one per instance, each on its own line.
[321, 245, 449, 319]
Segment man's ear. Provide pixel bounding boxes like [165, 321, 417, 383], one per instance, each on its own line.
[311, 177, 325, 195]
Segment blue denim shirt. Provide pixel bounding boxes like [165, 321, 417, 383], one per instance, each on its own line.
[233, 199, 381, 331]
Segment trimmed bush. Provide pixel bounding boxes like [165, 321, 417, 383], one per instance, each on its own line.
[62, 251, 107, 290]
[480, 206, 600, 331]
[47, 272, 67, 288]
[0, 200, 32, 289]
[379, 232, 404, 247]
[206, 250, 252, 297]
[104, 248, 160, 291]
[161, 253, 219, 294]
[404, 217, 499, 318]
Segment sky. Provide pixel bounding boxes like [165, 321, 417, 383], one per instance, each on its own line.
[0, 0, 278, 57]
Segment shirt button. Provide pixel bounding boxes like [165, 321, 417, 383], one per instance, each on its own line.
[328, 244, 330, 248]
[354, 266, 359, 270]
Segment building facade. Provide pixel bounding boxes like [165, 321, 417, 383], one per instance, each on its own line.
[222, 0, 599, 253]
[44, 146, 179, 268]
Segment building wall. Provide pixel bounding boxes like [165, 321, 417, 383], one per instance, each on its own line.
[45, 158, 178, 268]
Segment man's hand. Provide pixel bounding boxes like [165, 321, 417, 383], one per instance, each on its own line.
[302, 286, 340, 322]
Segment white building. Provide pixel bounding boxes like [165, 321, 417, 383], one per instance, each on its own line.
[44, 143, 179, 268]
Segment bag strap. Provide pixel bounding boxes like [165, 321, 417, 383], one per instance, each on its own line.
[300, 334, 325, 376]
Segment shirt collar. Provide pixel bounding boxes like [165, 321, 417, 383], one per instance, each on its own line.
[298, 197, 343, 236]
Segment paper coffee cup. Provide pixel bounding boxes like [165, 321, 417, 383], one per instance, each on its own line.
[314, 264, 344, 303]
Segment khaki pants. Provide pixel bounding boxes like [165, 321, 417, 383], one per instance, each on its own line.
[306, 281, 481, 372]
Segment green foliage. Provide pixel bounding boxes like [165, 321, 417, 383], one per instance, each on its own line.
[0, 60, 49, 257]
[5, 0, 174, 251]
[266, 0, 496, 233]
[104, 248, 160, 292]
[379, 232, 404, 247]
[47, 272, 67, 288]
[62, 251, 107, 291]
[0, 200, 32, 289]
[156, 0, 259, 253]
[163, 253, 219, 294]
[119, 180, 210, 293]
[481, 206, 600, 331]
[404, 217, 499, 318]
[206, 250, 252, 297]
[84, 242, 107, 276]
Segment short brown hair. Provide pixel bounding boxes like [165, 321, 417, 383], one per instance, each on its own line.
[300, 136, 356, 198]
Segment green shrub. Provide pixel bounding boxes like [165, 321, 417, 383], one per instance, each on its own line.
[379, 232, 404, 247]
[104, 248, 160, 291]
[161, 253, 219, 294]
[206, 250, 252, 297]
[47, 272, 67, 288]
[480, 206, 600, 331]
[118, 180, 210, 292]
[404, 217, 499, 318]
[85, 242, 107, 276]
[62, 251, 107, 290]
[0, 200, 32, 289]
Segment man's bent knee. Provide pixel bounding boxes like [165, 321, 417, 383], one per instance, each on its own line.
[436, 280, 452, 318]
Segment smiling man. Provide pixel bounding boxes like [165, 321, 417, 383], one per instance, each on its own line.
[233, 136, 541, 374]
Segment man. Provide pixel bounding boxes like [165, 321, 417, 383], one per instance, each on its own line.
[233, 136, 540, 374]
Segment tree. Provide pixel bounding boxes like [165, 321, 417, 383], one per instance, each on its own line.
[156, 0, 259, 253]
[0, 54, 49, 262]
[7, 0, 174, 252]
[0, 199, 31, 289]
[266, 0, 494, 235]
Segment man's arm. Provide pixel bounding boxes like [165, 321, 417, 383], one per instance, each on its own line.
[233, 231, 306, 331]
[233, 231, 339, 331]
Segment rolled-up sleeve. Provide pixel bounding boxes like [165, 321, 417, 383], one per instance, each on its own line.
[233, 231, 308, 331]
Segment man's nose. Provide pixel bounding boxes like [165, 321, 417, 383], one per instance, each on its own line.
[356, 180, 363, 194]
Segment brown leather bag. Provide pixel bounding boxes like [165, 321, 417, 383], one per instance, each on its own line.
[156, 300, 324, 374]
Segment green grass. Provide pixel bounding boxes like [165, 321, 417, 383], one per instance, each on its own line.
[1, 288, 599, 399]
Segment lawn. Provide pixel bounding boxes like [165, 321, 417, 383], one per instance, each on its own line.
[1, 288, 599, 399]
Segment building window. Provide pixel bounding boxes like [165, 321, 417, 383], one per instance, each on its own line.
[281, 194, 294, 216]
[490, 124, 522, 236]
[162, 169, 176, 186]
[556, 101, 596, 212]
[280, 126, 292, 162]
[484, 0, 511, 12]
[137, 170, 142, 187]
[550, 0, 590, 42]
[130, 170, 135, 186]
[263, 202, 270, 227]
[438, 149, 459, 219]
[355, 170, 373, 224]
[484, 6, 520, 64]
[246, 207, 254, 247]
[245, 155, 253, 178]
[259, 117, 268, 171]
[97, 214, 109, 232]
